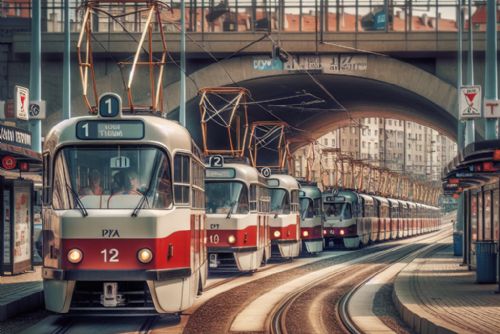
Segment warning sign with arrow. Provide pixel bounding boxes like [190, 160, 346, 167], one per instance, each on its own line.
[459, 85, 482, 119]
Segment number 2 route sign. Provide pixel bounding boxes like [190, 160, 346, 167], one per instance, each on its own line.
[459, 85, 482, 119]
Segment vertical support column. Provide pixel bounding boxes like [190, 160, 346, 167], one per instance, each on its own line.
[484, 0, 498, 139]
[457, 0, 465, 150]
[63, 0, 71, 120]
[464, 0, 475, 145]
[180, 0, 187, 127]
[29, 0, 42, 153]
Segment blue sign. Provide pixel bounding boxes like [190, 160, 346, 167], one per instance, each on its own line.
[253, 57, 283, 71]
[99, 93, 122, 118]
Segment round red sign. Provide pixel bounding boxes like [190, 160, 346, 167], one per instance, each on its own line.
[1, 156, 17, 170]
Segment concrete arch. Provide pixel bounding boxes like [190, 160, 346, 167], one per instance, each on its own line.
[164, 54, 458, 139]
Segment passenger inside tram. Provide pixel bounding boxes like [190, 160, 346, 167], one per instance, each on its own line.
[205, 182, 248, 214]
[79, 169, 104, 195]
[324, 203, 344, 217]
[112, 170, 141, 195]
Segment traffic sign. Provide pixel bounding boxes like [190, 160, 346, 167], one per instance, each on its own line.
[1, 156, 17, 170]
[459, 86, 482, 119]
[14, 85, 30, 121]
[484, 99, 500, 119]
[29, 100, 46, 119]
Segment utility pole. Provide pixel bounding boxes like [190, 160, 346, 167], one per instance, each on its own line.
[464, 0, 475, 145]
[63, 0, 71, 119]
[179, 0, 186, 127]
[484, 0, 497, 139]
[30, 0, 41, 153]
[403, 120, 406, 173]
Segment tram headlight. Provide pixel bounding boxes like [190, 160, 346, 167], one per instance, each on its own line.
[323, 229, 327, 235]
[137, 248, 153, 264]
[302, 230, 309, 238]
[273, 230, 281, 238]
[228, 235, 236, 244]
[340, 229, 345, 236]
[67, 248, 83, 264]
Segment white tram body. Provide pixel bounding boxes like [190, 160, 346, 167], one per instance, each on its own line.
[205, 162, 271, 271]
[42, 114, 207, 314]
[267, 174, 301, 258]
[299, 184, 324, 254]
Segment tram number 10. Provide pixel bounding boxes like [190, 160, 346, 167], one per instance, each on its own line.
[101, 248, 119, 262]
[209, 234, 220, 244]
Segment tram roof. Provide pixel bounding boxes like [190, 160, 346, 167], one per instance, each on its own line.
[372, 195, 389, 205]
[44, 115, 193, 154]
[359, 193, 374, 204]
[267, 174, 300, 191]
[299, 185, 322, 200]
[205, 162, 265, 184]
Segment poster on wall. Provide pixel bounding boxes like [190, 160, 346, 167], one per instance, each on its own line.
[3, 190, 11, 265]
[13, 184, 31, 270]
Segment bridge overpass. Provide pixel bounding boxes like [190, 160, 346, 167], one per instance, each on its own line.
[2, 25, 499, 147]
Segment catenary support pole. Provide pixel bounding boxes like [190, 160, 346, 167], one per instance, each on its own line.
[63, 0, 71, 119]
[484, 0, 497, 139]
[464, 0, 475, 145]
[29, 0, 42, 153]
[457, 0, 465, 150]
[179, 0, 186, 127]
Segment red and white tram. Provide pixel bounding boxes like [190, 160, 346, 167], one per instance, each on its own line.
[205, 158, 271, 271]
[268, 174, 301, 258]
[42, 100, 207, 313]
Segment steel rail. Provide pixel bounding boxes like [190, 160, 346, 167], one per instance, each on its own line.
[269, 226, 451, 334]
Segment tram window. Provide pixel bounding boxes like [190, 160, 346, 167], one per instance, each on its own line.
[270, 189, 290, 214]
[258, 185, 270, 213]
[174, 154, 190, 204]
[205, 182, 248, 214]
[250, 185, 257, 211]
[343, 204, 352, 219]
[300, 198, 314, 218]
[42, 153, 51, 205]
[313, 198, 322, 216]
[291, 190, 299, 213]
[324, 203, 343, 217]
[51, 145, 173, 210]
[191, 160, 205, 209]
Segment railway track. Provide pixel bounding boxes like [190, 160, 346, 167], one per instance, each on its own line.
[268, 226, 452, 334]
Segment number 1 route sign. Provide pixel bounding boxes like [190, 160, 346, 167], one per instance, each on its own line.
[459, 85, 482, 119]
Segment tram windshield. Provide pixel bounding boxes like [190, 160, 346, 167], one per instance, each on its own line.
[300, 198, 314, 218]
[270, 188, 290, 214]
[205, 182, 249, 214]
[52, 145, 173, 210]
[324, 202, 352, 219]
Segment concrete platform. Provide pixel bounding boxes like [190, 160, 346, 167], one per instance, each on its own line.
[393, 245, 500, 334]
[0, 266, 43, 321]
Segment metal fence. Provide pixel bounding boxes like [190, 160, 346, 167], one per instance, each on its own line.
[1, 0, 498, 33]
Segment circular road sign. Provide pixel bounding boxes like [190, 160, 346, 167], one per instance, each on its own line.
[2, 156, 17, 170]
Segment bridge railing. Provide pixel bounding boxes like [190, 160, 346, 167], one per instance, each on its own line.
[1, 0, 498, 34]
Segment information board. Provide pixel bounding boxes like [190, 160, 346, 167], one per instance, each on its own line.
[76, 120, 145, 140]
[13, 185, 31, 265]
[3, 190, 11, 265]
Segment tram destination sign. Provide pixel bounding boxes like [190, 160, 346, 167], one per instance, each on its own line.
[76, 120, 144, 140]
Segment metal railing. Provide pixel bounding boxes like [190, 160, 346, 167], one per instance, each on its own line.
[1, 0, 498, 34]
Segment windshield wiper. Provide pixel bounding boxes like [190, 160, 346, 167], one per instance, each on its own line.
[226, 201, 237, 219]
[132, 190, 150, 217]
[66, 183, 88, 217]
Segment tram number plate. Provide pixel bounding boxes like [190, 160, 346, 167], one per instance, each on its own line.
[209, 254, 218, 268]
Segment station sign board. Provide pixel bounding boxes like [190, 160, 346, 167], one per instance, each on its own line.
[484, 99, 500, 119]
[14, 86, 29, 121]
[0, 100, 5, 119]
[459, 85, 482, 119]
[0, 124, 32, 148]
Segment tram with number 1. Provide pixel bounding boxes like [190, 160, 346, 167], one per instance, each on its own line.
[205, 156, 271, 271]
[42, 93, 207, 314]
